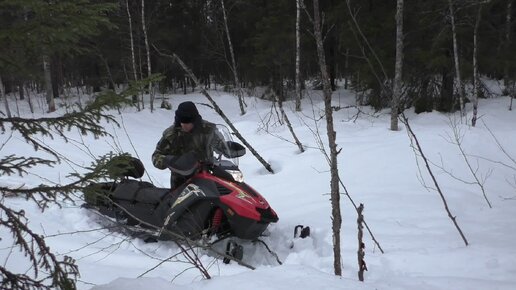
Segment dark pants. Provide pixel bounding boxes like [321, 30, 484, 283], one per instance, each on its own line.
[170, 173, 187, 190]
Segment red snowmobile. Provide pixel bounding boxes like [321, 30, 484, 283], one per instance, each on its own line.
[84, 126, 279, 258]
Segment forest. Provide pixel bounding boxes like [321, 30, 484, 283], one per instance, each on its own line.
[1, 1, 516, 289]
[1, 0, 514, 115]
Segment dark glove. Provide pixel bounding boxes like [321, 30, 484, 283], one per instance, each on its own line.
[164, 155, 176, 168]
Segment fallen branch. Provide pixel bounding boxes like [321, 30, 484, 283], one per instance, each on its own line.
[401, 113, 469, 246]
[274, 94, 304, 153]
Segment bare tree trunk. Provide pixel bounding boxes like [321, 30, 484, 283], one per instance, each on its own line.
[42, 55, 55, 112]
[141, 0, 154, 111]
[448, 0, 465, 115]
[344, 48, 349, 89]
[312, 0, 342, 276]
[472, 5, 482, 127]
[504, 0, 512, 93]
[221, 0, 245, 115]
[391, 0, 404, 131]
[505, 0, 514, 110]
[295, 0, 302, 111]
[126, 0, 140, 109]
[1, 76, 12, 118]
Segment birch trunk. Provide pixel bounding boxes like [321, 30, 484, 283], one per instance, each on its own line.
[295, 0, 302, 111]
[43, 55, 55, 112]
[391, 0, 404, 131]
[221, 0, 245, 115]
[312, 0, 342, 276]
[141, 0, 154, 111]
[472, 5, 482, 127]
[126, 0, 139, 109]
[505, 0, 513, 110]
[504, 0, 512, 93]
[1, 76, 12, 118]
[448, 0, 465, 115]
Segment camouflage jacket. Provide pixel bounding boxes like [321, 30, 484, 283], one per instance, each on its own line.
[152, 120, 224, 170]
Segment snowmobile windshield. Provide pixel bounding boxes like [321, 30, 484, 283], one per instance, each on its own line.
[213, 124, 245, 167]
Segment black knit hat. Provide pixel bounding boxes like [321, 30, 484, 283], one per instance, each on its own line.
[175, 101, 200, 124]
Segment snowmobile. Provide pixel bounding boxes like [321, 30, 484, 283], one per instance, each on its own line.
[83, 126, 279, 259]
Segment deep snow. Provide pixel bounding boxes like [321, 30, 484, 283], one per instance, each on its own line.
[1, 87, 515, 290]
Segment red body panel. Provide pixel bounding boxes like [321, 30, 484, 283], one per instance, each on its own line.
[196, 171, 273, 221]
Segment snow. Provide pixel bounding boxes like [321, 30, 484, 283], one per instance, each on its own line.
[1, 87, 516, 290]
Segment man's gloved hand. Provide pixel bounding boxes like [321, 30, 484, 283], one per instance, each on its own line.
[164, 155, 176, 168]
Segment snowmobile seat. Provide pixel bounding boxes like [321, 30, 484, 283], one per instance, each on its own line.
[112, 179, 170, 205]
[134, 186, 170, 204]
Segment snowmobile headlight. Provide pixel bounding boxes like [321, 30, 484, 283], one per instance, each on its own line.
[226, 169, 244, 182]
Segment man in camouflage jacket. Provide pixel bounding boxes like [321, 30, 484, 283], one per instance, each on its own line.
[152, 101, 224, 188]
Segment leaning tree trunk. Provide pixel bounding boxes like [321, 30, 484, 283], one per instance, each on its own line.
[391, 0, 404, 131]
[221, 0, 245, 115]
[448, 0, 465, 116]
[472, 5, 482, 127]
[295, 0, 302, 111]
[153, 47, 274, 174]
[141, 0, 154, 111]
[275, 94, 304, 153]
[312, 0, 342, 276]
[401, 113, 469, 246]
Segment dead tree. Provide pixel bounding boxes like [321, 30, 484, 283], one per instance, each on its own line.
[141, 0, 154, 111]
[300, 95, 384, 255]
[504, 0, 513, 95]
[357, 204, 367, 282]
[472, 4, 482, 127]
[154, 46, 274, 174]
[338, 178, 384, 254]
[295, 0, 302, 111]
[391, 0, 404, 131]
[448, 0, 466, 116]
[125, 0, 140, 109]
[221, 0, 246, 115]
[312, 0, 343, 276]
[401, 113, 469, 246]
[505, 0, 514, 110]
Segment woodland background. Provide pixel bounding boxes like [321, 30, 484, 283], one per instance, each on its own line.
[1, 0, 515, 114]
[1, 0, 515, 289]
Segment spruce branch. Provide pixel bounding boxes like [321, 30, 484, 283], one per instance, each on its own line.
[0, 203, 79, 290]
[0, 155, 56, 177]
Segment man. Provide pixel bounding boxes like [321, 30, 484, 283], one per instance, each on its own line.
[152, 101, 224, 188]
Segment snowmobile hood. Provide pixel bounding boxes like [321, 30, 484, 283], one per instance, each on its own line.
[218, 180, 278, 223]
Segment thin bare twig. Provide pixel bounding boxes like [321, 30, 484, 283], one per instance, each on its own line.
[401, 113, 469, 246]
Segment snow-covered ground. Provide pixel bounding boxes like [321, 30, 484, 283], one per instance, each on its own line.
[1, 88, 515, 290]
